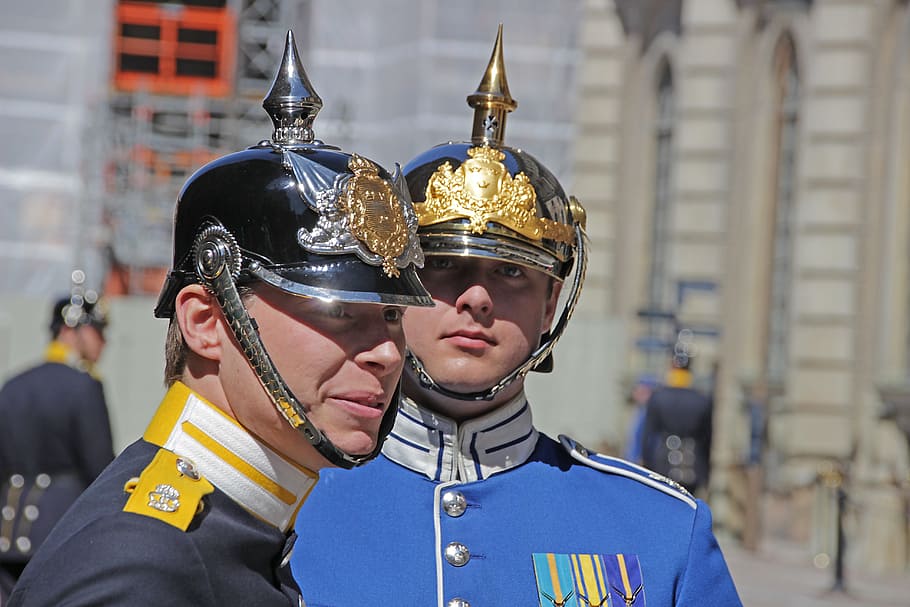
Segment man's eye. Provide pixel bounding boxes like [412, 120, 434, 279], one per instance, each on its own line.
[498, 264, 524, 278]
[383, 307, 404, 322]
[428, 258, 455, 271]
[324, 304, 348, 319]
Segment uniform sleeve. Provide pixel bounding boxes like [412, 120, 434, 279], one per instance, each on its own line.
[74, 379, 115, 482]
[675, 501, 743, 606]
[8, 515, 217, 607]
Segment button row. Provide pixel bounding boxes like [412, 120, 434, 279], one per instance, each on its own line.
[441, 490, 471, 606]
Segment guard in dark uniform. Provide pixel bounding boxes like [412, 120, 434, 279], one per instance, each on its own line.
[0, 274, 113, 598]
[642, 346, 714, 496]
[292, 27, 743, 606]
[8, 31, 431, 607]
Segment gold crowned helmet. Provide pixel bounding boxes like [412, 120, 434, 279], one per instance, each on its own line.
[403, 25, 588, 401]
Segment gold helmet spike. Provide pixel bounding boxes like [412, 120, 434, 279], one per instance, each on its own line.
[467, 24, 517, 147]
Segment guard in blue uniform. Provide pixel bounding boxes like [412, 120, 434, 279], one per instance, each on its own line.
[0, 276, 113, 598]
[8, 31, 430, 607]
[292, 27, 742, 606]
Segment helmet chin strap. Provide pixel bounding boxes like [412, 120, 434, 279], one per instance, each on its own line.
[194, 224, 393, 469]
[406, 225, 588, 403]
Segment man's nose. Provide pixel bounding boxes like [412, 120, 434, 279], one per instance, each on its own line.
[454, 282, 493, 318]
[355, 332, 404, 376]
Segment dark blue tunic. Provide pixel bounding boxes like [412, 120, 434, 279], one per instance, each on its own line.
[8, 383, 310, 606]
[9, 440, 299, 606]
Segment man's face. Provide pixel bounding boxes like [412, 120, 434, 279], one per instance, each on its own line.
[403, 256, 560, 419]
[220, 287, 406, 468]
[75, 325, 106, 364]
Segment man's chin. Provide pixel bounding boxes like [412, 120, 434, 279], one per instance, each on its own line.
[325, 432, 379, 460]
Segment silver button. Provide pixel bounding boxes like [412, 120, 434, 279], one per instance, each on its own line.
[447, 599, 470, 607]
[23, 505, 39, 522]
[176, 457, 200, 480]
[441, 491, 467, 517]
[15, 536, 31, 553]
[444, 542, 470, 567]
[35, 473, 51, 489]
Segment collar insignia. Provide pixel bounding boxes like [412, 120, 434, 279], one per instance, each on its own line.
[122, 449, 214, 531]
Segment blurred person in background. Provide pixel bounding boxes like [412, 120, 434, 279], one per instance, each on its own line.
[0, 272, 113, 598]
[623, 373, 660, 464]
[642, 336, 714, 497]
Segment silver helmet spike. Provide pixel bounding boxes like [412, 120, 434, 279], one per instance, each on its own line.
[262, 30, 323, 146]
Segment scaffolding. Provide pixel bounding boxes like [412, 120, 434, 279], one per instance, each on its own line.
[1, 0, 580, 298]
[86, 0, 307, 295]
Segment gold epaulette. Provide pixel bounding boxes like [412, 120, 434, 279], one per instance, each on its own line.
[123, 449, 214, 531]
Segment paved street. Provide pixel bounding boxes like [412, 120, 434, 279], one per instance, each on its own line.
[723, 537, 910, 606]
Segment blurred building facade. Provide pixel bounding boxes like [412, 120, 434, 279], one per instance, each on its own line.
[575, 0, 910, 572]
[0, 0, 580, 297]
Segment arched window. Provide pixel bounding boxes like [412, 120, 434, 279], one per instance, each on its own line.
[764, 35, 799, 387]
[644, 61, 675, 369]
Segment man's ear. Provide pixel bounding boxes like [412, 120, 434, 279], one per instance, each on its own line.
[541, 279, 562, 335]
[175, 284, 222, 361]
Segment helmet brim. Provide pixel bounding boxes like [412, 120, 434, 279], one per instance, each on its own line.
[247, 257, 433, 307]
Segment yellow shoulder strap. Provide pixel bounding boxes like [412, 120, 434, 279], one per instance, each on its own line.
[123, 448, 214, 531]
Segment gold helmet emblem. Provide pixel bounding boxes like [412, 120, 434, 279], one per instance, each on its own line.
[415, 145, 573, 244]
[341, 154, 410, 277]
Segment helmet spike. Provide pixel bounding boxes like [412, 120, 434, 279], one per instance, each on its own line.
[263, 30, 323, 146]
[467, 24, 517, 146]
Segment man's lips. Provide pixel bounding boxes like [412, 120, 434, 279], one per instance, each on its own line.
[443, 330, 496, 350]
[327, 393, 386, 419]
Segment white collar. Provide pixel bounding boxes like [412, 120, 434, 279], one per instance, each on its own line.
[144, 382, 318, 532]
[381, 393, 539, 482]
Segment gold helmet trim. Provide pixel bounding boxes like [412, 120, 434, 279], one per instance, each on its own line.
[413, 145, 574, 245]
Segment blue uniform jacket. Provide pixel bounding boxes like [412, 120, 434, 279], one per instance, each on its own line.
[10, 382, 316, 606]
[292, 395, 742, 606]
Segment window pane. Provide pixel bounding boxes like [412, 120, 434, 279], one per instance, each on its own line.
[765, 36, 798, 386]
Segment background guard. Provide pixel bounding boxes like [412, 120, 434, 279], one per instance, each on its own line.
[0, 272, 113, 600]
